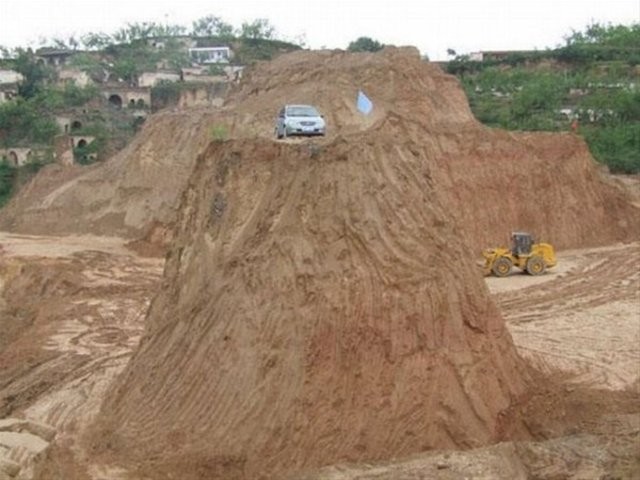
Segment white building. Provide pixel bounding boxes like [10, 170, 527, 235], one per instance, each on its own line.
[188, 47, 232, 64]
[0, 69, 23, 104]
[0, 69, 24, 85]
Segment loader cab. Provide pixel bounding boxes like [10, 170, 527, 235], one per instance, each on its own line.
[511, 232, 533, 256]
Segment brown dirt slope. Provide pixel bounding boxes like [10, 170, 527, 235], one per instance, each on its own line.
[97, 137, 529, 479]
[84, 48, 640, 479]
[0, 110, 218, 238]
[2, 47, 636, 249]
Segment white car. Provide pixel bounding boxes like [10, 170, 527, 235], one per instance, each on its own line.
[275, 104, 326, 138]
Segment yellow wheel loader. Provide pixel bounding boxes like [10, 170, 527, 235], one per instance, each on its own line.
[483, 232, 557, 277]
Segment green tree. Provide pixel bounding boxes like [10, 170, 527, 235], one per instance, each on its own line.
[0, 160, 16, 206]
[12, 49, 53, 98]
[445, 54, 482, 77]
[48, 35, 80, 50]
[557, 22, 640, 64]
[112, 22, 185, 43]
[153, 23, 188, 38]
[61, 84, 100, 107]
[163, 38, 194, 70]
[112, 57, 139, 83]
[31, 117, 59, 143]
[239, 19, 276, 40]
[32, 88, 65, 111]
[347, 37, 384, 52]
[582, 124, 640, 173]
[81, 32, 113, 50]
[579, 89, 640, 124]
[0, 99, 37, 145]
[151, 80, 185, 109]
[510, 75, 564, 123]
[207, 65, 226, 76]
[69, 52, 106, 81]
[191, 15, 235, 40]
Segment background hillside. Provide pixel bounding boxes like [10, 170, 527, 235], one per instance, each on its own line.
[0, 16, 301, 206]
[447, 23, 639, 174]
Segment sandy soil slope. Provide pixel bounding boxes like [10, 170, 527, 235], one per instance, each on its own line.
[93, 137, 529, 479]
[292, 243, 640, 479]
[90, 134, 637, 479]
[0, 233, 163, 480]
[1, 235, 637, 479]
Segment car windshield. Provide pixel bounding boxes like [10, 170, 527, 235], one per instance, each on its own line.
[286, 106, 320, 117]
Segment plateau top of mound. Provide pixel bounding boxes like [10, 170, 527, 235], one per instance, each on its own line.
[222, 46, 479, 139]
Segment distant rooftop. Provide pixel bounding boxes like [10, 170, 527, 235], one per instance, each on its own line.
[36, 48, 76, 57]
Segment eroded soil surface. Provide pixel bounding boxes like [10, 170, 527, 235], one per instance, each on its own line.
[488, 242, 640, 391]
[299, 242, 640, 479]
[0, 233, 638, 479]
[0, 232, 163, 480]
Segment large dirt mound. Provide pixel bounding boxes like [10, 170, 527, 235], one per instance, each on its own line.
[22, 47, 631, 479]
[429, 128, 639, 249]
[3, 48, 638, 479]
[0, 48, 472, 241]
[1, 48, 637, 251]
[97, 138, 528, 479]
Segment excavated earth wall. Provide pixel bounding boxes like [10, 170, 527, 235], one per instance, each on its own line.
[96, 138, 529, 479]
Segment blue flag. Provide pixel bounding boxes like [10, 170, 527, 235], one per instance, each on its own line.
[357, 90, 373, 115]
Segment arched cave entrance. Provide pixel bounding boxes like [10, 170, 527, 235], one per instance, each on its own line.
[108, 94, 123, 108]
[8, 151, 19, 167]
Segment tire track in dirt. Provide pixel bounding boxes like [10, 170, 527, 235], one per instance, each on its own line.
[0, 233, 163, 479]
[489, 243, 640, 390]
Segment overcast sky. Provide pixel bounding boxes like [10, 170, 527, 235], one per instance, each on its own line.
[1, 0, 639, 60]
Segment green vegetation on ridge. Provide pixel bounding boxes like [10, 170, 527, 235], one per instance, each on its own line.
[449, 23, 640, 173]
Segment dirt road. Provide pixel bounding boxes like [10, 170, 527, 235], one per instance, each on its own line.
[488, 242, 640, 391]
[0, 234, 638, 478]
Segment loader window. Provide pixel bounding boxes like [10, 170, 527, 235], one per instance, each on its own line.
[512, 234, 532, 256]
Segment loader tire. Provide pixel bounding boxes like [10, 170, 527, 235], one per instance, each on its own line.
[526, 256, 545, 276]
[492, 257, 512, 277]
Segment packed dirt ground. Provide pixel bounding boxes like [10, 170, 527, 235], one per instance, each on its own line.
[0, 48, 639, 479]
[0, 232, 637, 479]
[0, 232, 163, 480]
